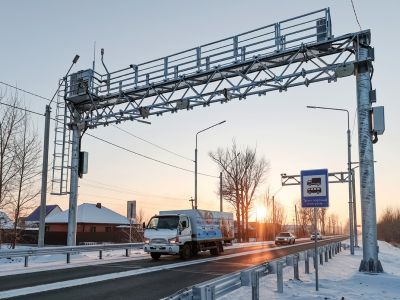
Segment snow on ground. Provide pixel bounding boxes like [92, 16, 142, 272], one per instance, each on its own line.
[220, 240, 400, 300]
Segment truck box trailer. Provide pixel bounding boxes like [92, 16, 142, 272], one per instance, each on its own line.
[143, 209, 234, 260]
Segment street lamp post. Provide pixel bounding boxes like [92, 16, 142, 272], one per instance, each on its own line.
[307, 105, 355, 255]
[195, 120, 226, 210]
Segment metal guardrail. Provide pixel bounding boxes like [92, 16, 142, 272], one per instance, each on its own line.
[166, 241, 345, 300]
[0, 242, 144, 267]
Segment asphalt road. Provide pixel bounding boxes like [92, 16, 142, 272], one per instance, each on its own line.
[1, 236, 346, 300]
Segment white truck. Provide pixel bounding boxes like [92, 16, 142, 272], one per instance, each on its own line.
[143, 209, 234, 260]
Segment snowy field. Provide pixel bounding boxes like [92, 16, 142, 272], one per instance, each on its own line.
[220, 240, 400, 300]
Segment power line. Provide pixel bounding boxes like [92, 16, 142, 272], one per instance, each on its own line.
[0, 80, 51, 102]
[0, 88, 217, 178]
[0, 101, 44, 117]
[82, 180, 188, 201]
[113, 125, 193, 162]
[350, 0, 362, 31]
[86, 133, 218, 178]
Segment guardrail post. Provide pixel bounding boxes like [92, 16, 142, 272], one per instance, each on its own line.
[293, 254, 299, 280]
[251, 271, 260, 300]
[24, 256, 29, 267]
[319, 250, 323, 265]
[276, 261, 283, 293]
[99, 250, 103, 259]
[329, 246, 332, 259]
[305, 251, 310, 274]
[240, 270, 251, 286]
[192, 285, 215, 300]
[126, 249, 129, 257]
[67, 253, 71, 264]
[313, 250, 317, 268]
[325, 247, 328, 262]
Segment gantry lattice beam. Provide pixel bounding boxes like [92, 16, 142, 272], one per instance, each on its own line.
[63, 8, 372, 128]
[281, 171, 350, 186]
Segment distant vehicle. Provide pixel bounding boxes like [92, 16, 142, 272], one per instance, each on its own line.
[310, 232, 323, 240]
[275, 232, 296, 245]
[307, 187, 322, 194]
[144, 209, 234, 260]
[307, 177, 321, 186]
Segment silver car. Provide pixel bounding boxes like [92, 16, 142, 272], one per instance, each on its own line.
[310, 232, 323, 240]
[275, 232, 296, 245]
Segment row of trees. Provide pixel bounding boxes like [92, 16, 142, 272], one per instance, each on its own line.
[295, 204, 342, 237]
[209, 141, 345, 242]
[0, 90, 41, 248]
[378, 207, 400, 244]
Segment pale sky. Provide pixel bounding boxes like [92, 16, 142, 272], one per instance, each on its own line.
[1, 0, 399, 225]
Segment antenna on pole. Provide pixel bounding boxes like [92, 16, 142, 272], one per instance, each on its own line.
[92, 41, 96, 72]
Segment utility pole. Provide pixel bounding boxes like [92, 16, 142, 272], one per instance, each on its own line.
[355, 36, 383, 272]
[38, 105, 51, 247]
[219, 172, 223, 212]
[352, 169, 358, 247]
[272, 196, 275, 239]
[189, 197, 194, 209]
[295, 204, 298, 236]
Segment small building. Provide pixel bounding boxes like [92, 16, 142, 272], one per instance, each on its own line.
[0, 211, 13, 229]
[45, 203, 131, 245]
[25, 205, 62, 227]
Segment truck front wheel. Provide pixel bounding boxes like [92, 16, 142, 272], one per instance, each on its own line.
[180, 244, 191, 260]
[150, 252, 161, 260]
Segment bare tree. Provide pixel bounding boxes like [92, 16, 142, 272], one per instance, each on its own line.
[210, 141, 269, 242]
[9, 111, 41, 248]
[0, 91, 23, 209]
[0, 90, 24, 247]
[136, 208, 145, 226]
[318, 208, 327, 235]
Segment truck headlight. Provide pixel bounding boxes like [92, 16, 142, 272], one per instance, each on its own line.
[144, 239, 150, 244]
[168, 237, 178, 244]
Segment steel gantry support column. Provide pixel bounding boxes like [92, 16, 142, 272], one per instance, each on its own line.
[67, 122, 81, 246]
[355, 36, 383, 272]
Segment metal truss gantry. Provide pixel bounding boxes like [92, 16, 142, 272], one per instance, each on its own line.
[281, 171, 350, 186]
[58, 8, 381, 272]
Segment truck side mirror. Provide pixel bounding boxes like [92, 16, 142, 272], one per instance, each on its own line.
[142, 222, 146, 229]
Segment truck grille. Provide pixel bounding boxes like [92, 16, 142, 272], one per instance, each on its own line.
[151, 238, 167, 244]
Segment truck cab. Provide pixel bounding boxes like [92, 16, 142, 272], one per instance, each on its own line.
[144, 214, 192, 259]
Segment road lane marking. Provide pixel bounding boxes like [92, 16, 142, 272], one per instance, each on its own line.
[0, 237, 343, 299]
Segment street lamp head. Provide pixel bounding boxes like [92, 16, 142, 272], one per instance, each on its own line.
[306, 105, 317, 109]
[73, 55, 80, 64]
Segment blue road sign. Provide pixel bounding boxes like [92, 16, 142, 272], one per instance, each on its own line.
[301, 169, 329, 208]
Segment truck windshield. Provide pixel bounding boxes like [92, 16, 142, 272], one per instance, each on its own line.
[147, 216, 179, 230]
